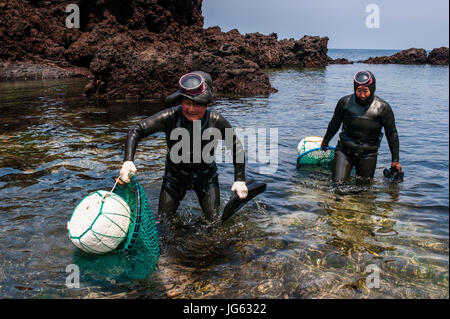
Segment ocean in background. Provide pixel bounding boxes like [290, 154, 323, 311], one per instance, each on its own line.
[328, 48, 404, 62]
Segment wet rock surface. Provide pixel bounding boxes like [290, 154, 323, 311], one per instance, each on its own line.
[0, 61, 90, 81]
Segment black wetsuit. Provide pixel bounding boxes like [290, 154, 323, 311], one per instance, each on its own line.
[124, 105, 245, 221]
[323, 94, 399, 182]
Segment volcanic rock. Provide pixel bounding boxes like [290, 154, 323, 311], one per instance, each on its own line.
[360, 48, 428, 64]
[328, 58, 353, 65]
[427, 47, 449, 65]
[1, 0, 331, 100]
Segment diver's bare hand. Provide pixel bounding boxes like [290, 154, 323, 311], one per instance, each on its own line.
[391, 162, 402, 174]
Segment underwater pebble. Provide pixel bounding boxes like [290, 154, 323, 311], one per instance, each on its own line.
[257, 280, 274, 293]
[166, 287, 183, 298]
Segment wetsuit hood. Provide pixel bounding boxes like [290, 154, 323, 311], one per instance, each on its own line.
[165, 71, 213, 107]
[353, 70, 376, 106]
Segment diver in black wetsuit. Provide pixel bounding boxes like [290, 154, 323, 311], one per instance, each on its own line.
[321, 70, 402, 182]
[118, 71, 248, 223]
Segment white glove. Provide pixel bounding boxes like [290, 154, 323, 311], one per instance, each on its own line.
[232, 181, 248, 199]
[119, 161, 137, 183]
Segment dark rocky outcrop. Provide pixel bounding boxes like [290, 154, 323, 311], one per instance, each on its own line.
[328, 58, 353, 65]
[427, 47, 449, 65]
[360, 48, 428, 64]
[1, 0, 330, 100]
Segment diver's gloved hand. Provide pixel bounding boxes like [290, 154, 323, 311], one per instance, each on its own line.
[320, 141, 328, 150]
[232, 181, 248, 199]
[391, 161, 402, 173]
[119, 161, 137, 184]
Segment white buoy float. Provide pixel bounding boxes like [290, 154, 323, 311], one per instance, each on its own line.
[67, 190, 131, 254]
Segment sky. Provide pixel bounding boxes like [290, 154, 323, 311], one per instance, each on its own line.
[202, 0, 449, 50]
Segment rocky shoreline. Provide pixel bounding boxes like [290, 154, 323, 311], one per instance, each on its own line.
[0, 0, 332, 99]
[0, 0, 448, 100]
[0, 61, 91, 81]
[360, 47, 449, 65]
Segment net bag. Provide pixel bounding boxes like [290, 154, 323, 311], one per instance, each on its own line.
[297, 136, 335, 167]
[72, 175, 159, 282]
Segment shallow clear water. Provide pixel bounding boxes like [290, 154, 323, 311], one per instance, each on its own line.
[0, 62, 448, 298]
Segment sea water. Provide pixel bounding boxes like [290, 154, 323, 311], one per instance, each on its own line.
[0, 50, 448, 298]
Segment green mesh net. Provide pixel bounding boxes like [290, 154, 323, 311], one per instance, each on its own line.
[72, 175, 160, 282]
[297, 147, 335, 167]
